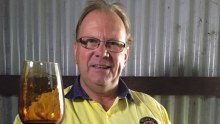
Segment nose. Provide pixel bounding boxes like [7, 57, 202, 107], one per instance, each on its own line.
[95, 42, 109, 57]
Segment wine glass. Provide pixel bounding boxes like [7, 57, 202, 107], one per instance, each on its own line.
[19, 60, 64, 124]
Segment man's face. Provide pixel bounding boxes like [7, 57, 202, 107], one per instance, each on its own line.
[74, 10, 129, 90]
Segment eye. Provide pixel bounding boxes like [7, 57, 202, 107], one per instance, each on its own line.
[107, 41, 125, 47]
[105, 40, 125, 52]
[79, 37, 100, 49]
[86, 38, 99, 44]
[79, 38, 88, 45]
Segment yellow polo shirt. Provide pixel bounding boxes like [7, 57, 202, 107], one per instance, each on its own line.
[14, 76, 171, 124]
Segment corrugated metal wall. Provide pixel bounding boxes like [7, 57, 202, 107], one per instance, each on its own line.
[0, 0, 220, 123]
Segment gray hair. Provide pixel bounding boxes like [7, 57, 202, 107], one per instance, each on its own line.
[76, 0, 133, 46]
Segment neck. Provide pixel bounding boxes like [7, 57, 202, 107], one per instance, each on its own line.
[80, 81, 118, 111]
[94, 93, 117, 111]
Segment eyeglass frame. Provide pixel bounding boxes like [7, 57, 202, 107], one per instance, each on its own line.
[76, 36, 126, 53]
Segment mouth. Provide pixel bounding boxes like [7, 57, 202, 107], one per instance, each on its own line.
[91, 64, 111, 69]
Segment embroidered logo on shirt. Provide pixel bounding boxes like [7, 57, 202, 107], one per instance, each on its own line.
[140, 117, 158, 124]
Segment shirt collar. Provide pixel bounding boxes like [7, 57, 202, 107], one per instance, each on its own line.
[118, 78, 134, 103]
[65, 75, 134, 103]
[65, 76, 90, 100]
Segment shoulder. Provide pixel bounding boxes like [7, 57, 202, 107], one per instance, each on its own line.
[13, 115, 22, 124]
[130, 90, 157, 103]
[130, 90, 166, 112]
[64, 85, 73, 95]
[130, 90, 170, 123]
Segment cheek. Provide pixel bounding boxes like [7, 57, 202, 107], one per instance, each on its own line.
[74, 43, 80, 64]
[113, 54, 125, 68]
[75, 46, 91, 66]
[119, 57, 126, 68]
[78, 51, 90, 65]
[76, 51, 92, 74]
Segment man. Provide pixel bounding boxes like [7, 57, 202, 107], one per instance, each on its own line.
[14, 0, 170, 123]
[63, 0, 170, 123]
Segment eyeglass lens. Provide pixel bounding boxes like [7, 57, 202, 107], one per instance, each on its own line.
[78, 37, 125, 52]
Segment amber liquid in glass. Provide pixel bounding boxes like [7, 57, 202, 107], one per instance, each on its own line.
[19, 61, 64, 124]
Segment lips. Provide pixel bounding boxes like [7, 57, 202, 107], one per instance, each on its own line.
[91, 64, 111, 69]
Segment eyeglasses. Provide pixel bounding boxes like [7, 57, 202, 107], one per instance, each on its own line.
[77, 37, 126, 53]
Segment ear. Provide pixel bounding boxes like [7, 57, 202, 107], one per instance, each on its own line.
[73, 41, 78, 64]
[123, 47, 129, 66]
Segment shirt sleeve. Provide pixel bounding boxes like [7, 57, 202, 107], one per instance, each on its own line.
[161, 105, 171, 124]
[13, 115, 23, 124]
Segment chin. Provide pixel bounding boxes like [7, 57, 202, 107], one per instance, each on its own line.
[90, 75, 111, 85]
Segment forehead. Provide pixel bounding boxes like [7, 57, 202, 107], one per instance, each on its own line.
[78, 9, 126, 41]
